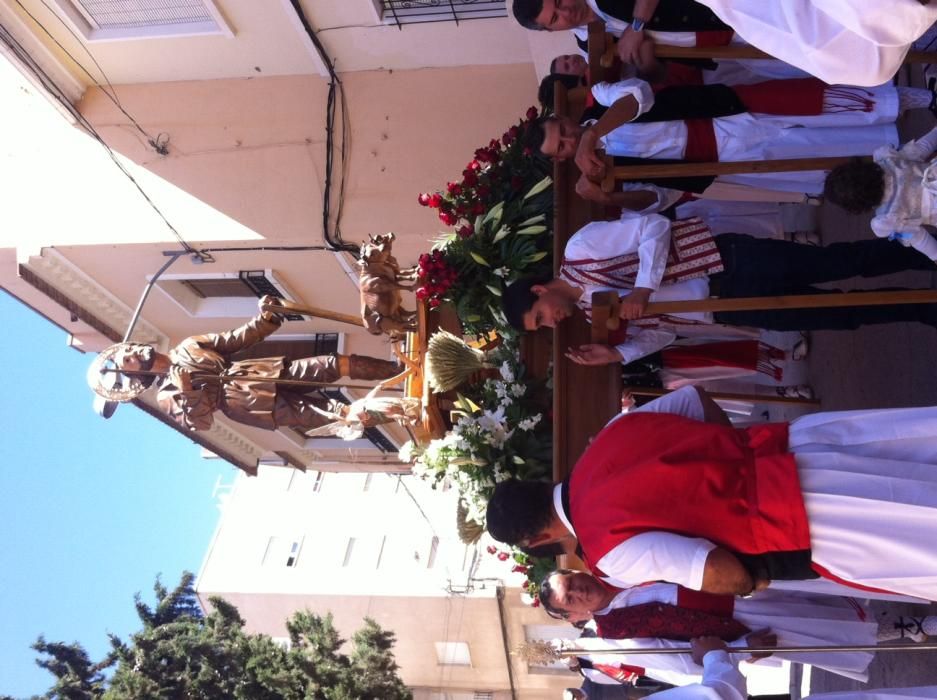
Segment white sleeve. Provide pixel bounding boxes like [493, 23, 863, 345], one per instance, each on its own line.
[591, 78, 656, 118]
[647, 651, 747, 700]
[899, 125, 937, 161]
[634, 214, 672, 290]
[619, 182, 686, 215]
[597, 531, 717, 590]
[567, 216, 672, 290]
[615, 327, 678, 365]
[632, 385, 706, 419]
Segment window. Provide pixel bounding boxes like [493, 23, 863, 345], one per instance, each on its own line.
[154, 269, 303, 320]
[262, 536, 304, 568]
[377, 1, 507, 28]
[312, 472, 325, 493]
[434, 641, 471, 667]
[53, 0, 233, 41]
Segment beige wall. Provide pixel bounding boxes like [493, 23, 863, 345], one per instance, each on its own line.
[199, 589, 576, 699]
[2, 60, 537, 470]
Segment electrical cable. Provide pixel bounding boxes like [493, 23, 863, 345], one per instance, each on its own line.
[0, 21, 210, 262]
[286, 0, 357, 255]
[13, 0, 169, 153]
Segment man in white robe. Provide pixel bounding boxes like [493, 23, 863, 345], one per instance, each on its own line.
[693, 0, 937, 86]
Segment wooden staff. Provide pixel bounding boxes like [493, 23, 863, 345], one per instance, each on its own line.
[262, 300, 363, 328]
[624, 385, 821, 407]
[603, 155, 862, 188]
[644, 289, 937, 315]
[653, 46, 936, 63]
[101, 368, 401, 393]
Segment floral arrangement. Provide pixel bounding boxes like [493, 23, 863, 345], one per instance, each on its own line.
[416, 107, 554, 335]
[404, 334, 551, 525]
[486, 545, 557, 605]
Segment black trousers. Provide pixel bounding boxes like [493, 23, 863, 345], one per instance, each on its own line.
[710, 234, 937, 331]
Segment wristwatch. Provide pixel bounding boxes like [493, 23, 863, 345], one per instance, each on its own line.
[631, 17, 647, 31]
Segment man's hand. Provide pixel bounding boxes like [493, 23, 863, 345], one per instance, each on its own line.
[616, 26, 647, 65]
[575, 174, 608, 203]
[574, 129, 606, 180]
[744, 629, 777, 662]
[169, 366, 194, 392]
[618, 287, 652, 320]
[690, 637, 727, 665]
[258, 294, 285, 323]
[566, 343, 623, 366]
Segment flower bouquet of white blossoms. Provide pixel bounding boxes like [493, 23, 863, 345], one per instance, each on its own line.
[403, 333, 552, 527]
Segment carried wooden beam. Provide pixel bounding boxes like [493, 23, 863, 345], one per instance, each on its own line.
[602, 155, 864, 189]
[588, 21, 936, 68]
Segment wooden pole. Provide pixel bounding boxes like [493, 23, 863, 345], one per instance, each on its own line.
[102, 368, 401, 393]
[653, 45, 936, 64]
[643, 289, 937, 316]
[605, 155, 861, 185]
[263, 300, 363, 328]
[624, 385, 821, 407]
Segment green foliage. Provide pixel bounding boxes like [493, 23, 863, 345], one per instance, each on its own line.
[23, 573, 411, 700]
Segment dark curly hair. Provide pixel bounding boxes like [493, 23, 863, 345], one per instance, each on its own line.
[512, 0, 546, 29]
[823, 158, 886, 215]
[538, 74, 582, 110]
[485, 478, 555, 545]
[501, 276, 550, 331]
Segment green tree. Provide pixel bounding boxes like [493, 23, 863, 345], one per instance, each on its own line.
[24, 572, 411, 700]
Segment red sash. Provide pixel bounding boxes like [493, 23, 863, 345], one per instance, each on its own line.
[570, 413, 811, 569]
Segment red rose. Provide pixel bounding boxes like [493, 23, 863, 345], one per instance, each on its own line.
[526, 105, 539, 120]
[512, 564, 529, 574]
[501, 131, 513, 146]
[497, 552, 509, 561]
[489, 138, 501, 151]
[428, 193, 442, 208]
[522, 580, 530, 589]
[472, 202, 486, 215]
[474, 148, 492, 163]
[487, 545, 498, 554]
[416, 287, 430, 300]
[508, 125, 520, 138]
[418, 193, 432, 206]
[467, 160, 481, 171]
[439, 211, 457, 226]
[447, 182, 462, 196]
[429, 298, 441, 308]
[457, 224, 474, 238]
[477, 185, 490, 198]
[462, 170, 478, 187]
[531, 598, 541, 608]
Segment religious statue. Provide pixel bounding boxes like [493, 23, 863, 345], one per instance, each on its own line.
[358, 232, 419, 337]
[87, 295, 404, 433]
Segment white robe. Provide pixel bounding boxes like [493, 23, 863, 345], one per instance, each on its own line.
[579, 583, 875, 684]
[588, 387, 937, 601]
[693, 0, 937, 86]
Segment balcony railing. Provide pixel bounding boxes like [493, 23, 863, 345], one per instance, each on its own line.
[381, 0, 507, 28]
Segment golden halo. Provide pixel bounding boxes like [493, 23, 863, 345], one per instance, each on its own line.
[86, 343, 151, 402]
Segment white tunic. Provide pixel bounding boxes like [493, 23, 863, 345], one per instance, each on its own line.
[590, 387, 937, 601]
[585, 584, 875, 682]
[869, 126, 937, 262]
[693, 0, 937, 86]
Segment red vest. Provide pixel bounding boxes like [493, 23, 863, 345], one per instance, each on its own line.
[569, 413, 811, 572]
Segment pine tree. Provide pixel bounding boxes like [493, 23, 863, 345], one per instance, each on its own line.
[22, 572, 412, 700]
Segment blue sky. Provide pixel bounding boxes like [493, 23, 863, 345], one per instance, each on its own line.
[0, 292, 234, 697]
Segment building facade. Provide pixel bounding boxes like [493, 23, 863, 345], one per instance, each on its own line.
[0, 0, 575, 473]
[196, 466, 579, 699]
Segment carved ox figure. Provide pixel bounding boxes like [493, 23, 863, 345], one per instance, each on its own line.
[358, 232, 419, 337]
